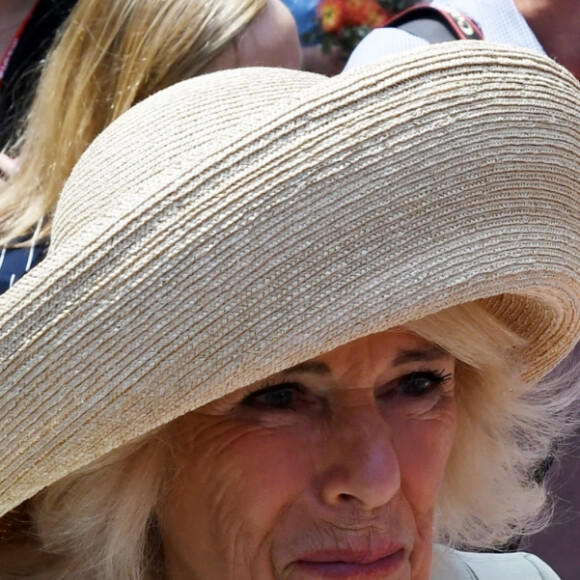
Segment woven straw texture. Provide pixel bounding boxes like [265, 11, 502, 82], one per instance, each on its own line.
[1, 42, 580, 516]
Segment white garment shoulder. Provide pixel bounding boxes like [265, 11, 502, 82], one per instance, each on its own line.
[431, 546, 560, 579]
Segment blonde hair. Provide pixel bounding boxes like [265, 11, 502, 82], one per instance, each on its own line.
[0, 0, 266, 244]
[0, 435, 169, 579]
[406, 301, 577, 548]
[0, 300, 576, 578]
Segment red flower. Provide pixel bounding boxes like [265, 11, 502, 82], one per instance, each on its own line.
[343, 0, 367, 25]
[317, 0, 345, 32]
[314, 0, 393, 54]
[362, 0, 390, 27]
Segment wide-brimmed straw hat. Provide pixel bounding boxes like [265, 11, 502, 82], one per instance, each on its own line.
[1, 41, 580, 517]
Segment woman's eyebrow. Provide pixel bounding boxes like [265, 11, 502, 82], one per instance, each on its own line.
[393, 346, 450, 366]
[282, 361, 331, 375]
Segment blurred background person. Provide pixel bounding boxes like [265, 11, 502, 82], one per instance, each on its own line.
[346, 0, 580, 81]
[0, 0, 300, 294]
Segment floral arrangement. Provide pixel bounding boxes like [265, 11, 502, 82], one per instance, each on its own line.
[305, 0, 413, 54]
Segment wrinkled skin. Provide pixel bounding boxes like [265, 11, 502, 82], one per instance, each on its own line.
[161, 329, 457, 580]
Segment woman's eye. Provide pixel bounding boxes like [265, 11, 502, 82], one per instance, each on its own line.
[241, 383, 301, 410]
[397, 371, 452, 397]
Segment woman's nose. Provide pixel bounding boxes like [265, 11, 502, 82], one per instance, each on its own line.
[319, 404, 401, 511]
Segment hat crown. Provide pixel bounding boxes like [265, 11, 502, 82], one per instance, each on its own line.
[50, 67, 316, 254]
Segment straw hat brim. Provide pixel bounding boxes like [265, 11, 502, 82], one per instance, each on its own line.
[1, 41, 580, 516]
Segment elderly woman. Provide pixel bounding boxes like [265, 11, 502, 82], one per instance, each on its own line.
[0, 42, 579, 579]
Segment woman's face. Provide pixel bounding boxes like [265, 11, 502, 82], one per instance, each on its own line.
[161, 329, 457, 580]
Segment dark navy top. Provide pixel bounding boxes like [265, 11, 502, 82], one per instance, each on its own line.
[1, 0, 74, 292]
[0, 239, 48, 295]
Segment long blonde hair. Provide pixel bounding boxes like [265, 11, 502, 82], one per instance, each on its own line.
[0, 0, 266, 244]
[0, 300, 576, 578]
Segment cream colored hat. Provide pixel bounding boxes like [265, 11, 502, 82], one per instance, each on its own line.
[1, 41, 580, 516]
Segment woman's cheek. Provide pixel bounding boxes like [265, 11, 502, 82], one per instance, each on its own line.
[394, 400, 457, 510]
[161, 416, 317, 579]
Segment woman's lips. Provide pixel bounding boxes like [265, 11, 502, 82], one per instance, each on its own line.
[291, 547, 407, 579]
